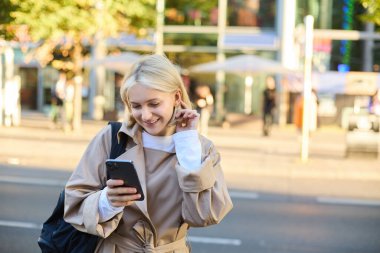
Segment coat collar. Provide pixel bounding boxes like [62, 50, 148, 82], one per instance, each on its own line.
[118, 121, 142, 145]
[116, 121, 152, 223]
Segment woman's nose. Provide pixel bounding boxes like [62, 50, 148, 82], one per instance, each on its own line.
[141, 107, 152, 121]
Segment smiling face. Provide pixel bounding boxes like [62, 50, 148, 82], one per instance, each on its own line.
[128, 84, 178, 136]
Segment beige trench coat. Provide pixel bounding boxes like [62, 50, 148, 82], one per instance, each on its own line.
[64, 122, 233, 253]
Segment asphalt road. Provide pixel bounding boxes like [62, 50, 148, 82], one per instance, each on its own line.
[1, 166, 380, 253]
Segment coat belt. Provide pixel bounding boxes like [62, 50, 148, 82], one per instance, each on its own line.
[108, 220, 188, 253]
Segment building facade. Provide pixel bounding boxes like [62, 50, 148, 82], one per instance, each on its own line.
[7, 0, 380, 124]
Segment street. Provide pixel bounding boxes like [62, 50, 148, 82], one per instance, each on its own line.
[1, 114, 380, 252]
[1, 166, 380, 253]
[2, 0, 380, 252]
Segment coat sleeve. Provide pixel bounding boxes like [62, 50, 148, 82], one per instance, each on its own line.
[63, 125, 123, 238]
[175, 137, 233, 227]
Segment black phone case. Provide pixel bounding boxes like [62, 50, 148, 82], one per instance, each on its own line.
[105, 159, 145, 201]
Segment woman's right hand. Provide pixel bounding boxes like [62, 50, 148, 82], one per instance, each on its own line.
[106, 179, 142, 207]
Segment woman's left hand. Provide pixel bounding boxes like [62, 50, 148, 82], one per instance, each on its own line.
[175, 100, 200, 132]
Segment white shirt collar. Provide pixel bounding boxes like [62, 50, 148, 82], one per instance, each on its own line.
[141, 131, 175, 153]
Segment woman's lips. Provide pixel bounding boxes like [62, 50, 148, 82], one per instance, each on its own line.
[144, 119, 159, 126]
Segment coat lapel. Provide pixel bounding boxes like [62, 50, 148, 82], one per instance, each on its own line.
[118, 143, 150, 220]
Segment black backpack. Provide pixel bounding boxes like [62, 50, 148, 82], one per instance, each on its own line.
[38, 122, 127, 253]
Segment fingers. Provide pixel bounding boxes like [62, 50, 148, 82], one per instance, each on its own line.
[108, 193, 141, 207]
[174, 107, 200, 131]
[107, 179, 124, 188]
[175, 109, 199, 128]
[106, 179, 142, 207]
[179, 100, 188, 109]
[175, 108, 199, 120]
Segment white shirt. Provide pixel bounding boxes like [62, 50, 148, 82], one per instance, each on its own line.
[98, 130, 202, 222]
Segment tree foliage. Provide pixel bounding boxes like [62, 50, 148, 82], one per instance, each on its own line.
[9, 0, 155, 42]
[0, 0, 15, 25]
[359, 0, 380, 25]
[2, 0, 156, 129]
[4, 0, 155, 68]
[0, 0, 17, 39]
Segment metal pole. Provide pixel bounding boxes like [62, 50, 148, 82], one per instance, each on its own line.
[215, 0, 227, 124]
[89, 0, 107, 120]
[363, 22, 374, 72]
[244, 76, 253, 114]
[4, 46, 14, 127]
[155, 0, 165, 55]
[37, 67, 44, 111]
[301, 15, 314, 162]
[278, 0, 296, 126]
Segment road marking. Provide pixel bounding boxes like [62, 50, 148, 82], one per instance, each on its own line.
[0, 176, 259, 201]
[0, 176, 66, 187]
[0, 219, 242, 246]
[317, 197, 380, 207]
[0, 220, 41, 229]
[7, 158, 20, 165]
[188, 236, 242, 246]
[229, 191, 259, 200]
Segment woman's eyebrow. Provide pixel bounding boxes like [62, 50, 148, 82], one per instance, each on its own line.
[130, 98, 160, 104]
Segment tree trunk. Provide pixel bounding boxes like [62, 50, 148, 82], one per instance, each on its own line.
[0, 48, 3, 126]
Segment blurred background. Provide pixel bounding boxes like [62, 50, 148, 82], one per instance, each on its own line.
[0, 0, 380, 252]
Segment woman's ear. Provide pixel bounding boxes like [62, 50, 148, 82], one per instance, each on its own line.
[174, 90, 182, 106]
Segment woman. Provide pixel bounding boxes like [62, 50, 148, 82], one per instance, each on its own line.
[64, 54, 233, 252]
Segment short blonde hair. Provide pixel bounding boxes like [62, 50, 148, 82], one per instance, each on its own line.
[120, 54, 192, 125]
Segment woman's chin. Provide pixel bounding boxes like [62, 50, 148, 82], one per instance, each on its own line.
[146, 124, 176, 136]
[142, 122, 162, 135]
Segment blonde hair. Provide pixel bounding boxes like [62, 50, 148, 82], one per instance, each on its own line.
[120, 54, 192, 125]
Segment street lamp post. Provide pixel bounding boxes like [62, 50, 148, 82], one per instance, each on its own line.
[89, 0, 107, 121]
[215, 0, 227, 124]
[301, 15, 314, 162]
[155, 0, 165, 55]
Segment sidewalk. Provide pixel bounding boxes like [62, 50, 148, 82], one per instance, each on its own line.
[1, 111, 380, 200]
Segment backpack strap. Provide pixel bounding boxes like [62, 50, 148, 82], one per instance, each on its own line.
[108, 121, 128, 159]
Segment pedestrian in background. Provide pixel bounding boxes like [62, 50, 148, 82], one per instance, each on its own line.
[50, 71, 66, 129]
[63, 78, 75, 132]
[262, 76, 276, 136]
[64, 54, 233, 252]
[192, 83, 214, 136]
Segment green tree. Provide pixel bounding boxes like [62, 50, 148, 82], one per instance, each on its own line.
[360, 0, 380, 25]
[5, 0, 155, 129]
[0, 0, 17, 40]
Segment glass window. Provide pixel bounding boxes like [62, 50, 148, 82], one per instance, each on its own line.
[227, 0, 276, 28]
[164, 33, 218, 47]
[330, 40, 364, 71]
[296, 0, 365, 30]
[165, 0, 219, 26]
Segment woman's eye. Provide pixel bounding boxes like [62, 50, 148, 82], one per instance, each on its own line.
[150, 103, 160, 107]
[131, 105, 141, 109]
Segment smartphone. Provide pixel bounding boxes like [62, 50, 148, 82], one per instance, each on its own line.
[105, 159, 144, 201]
